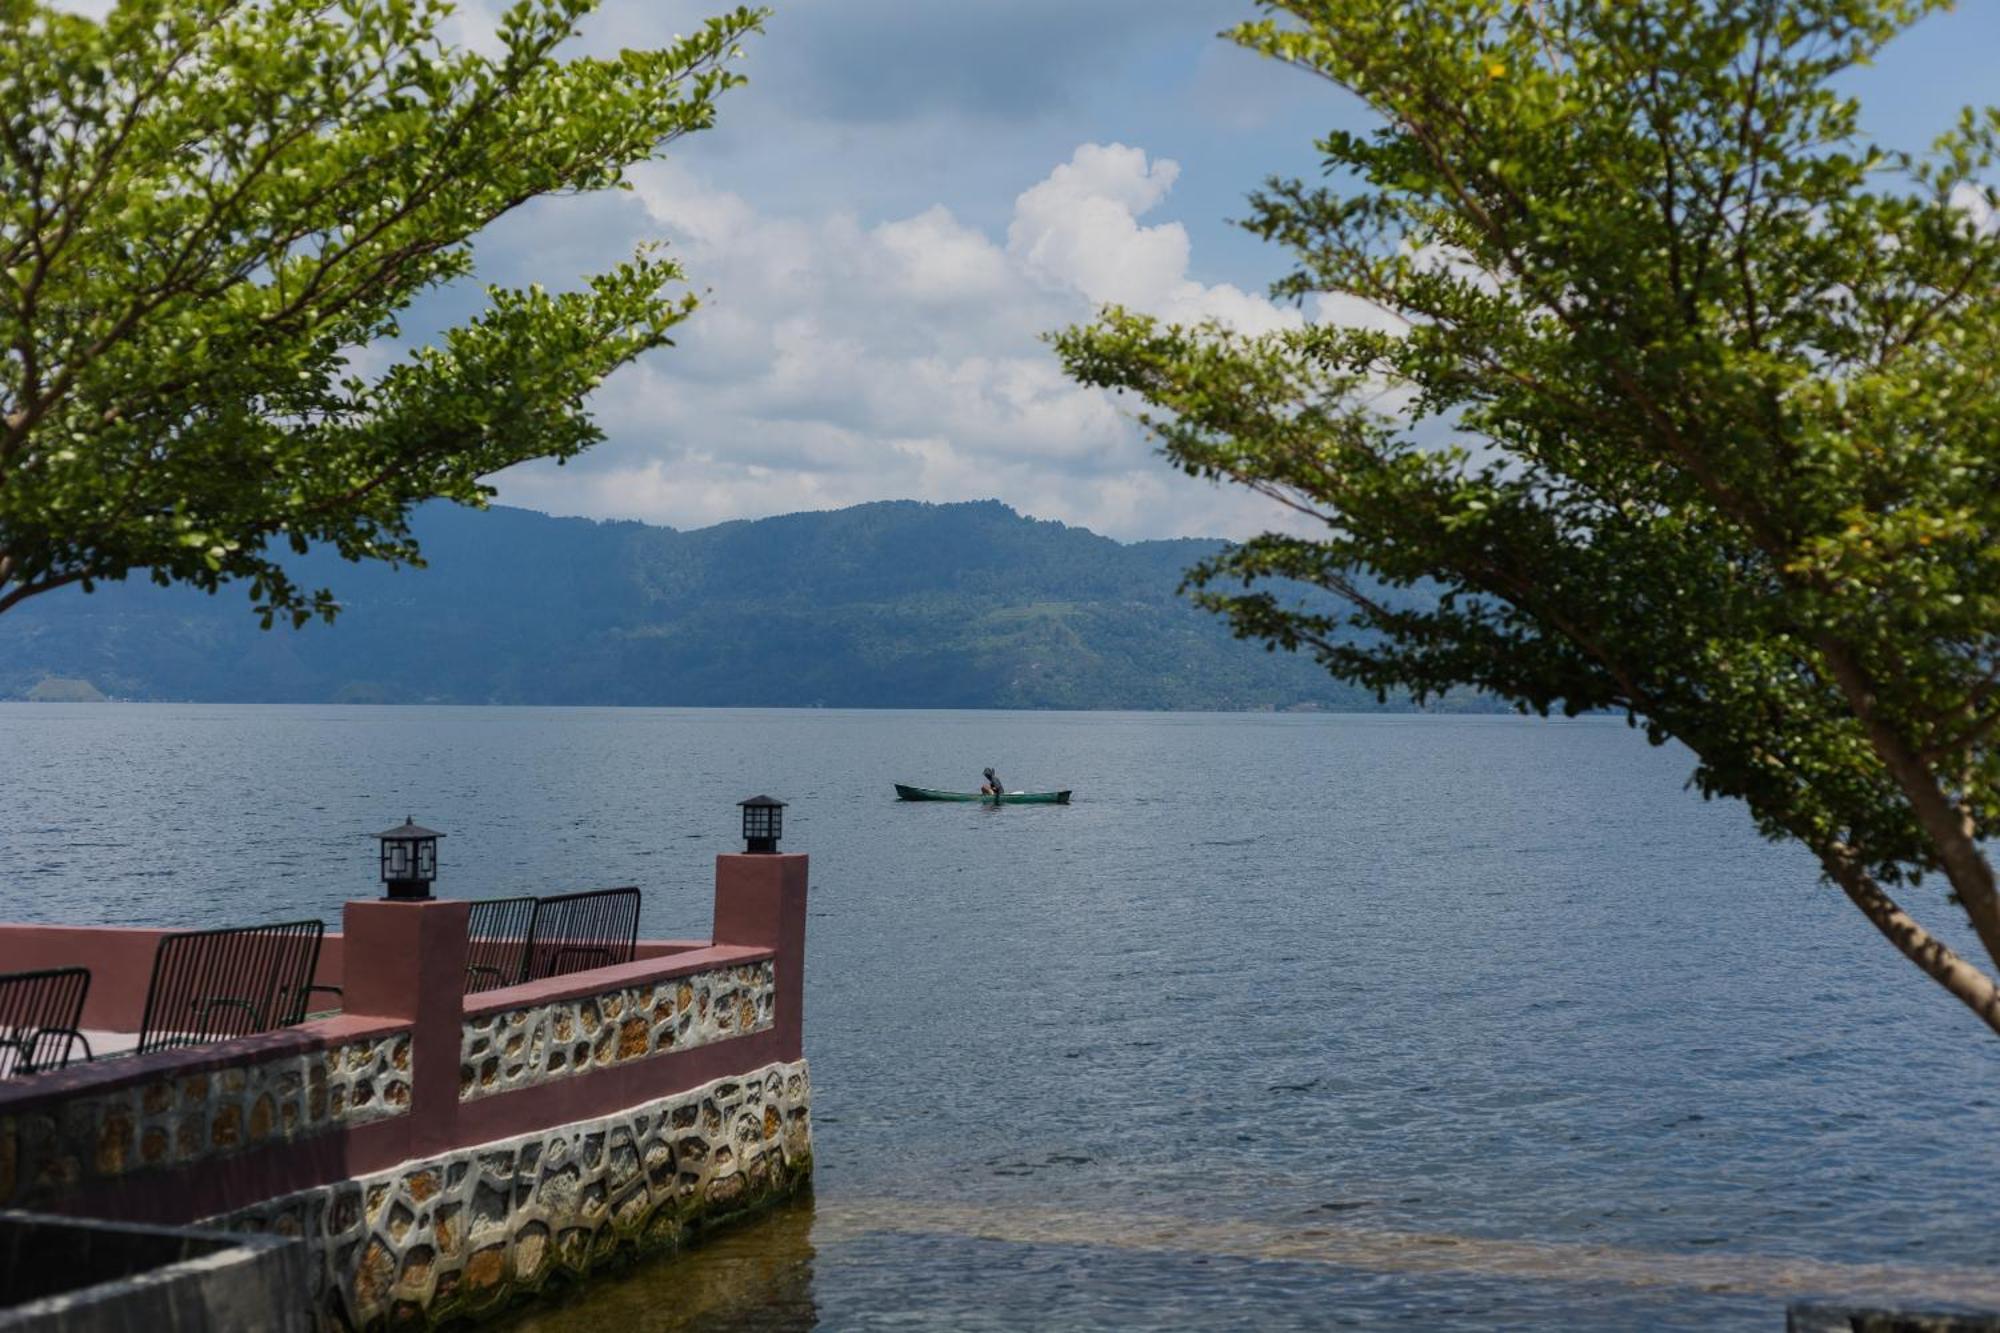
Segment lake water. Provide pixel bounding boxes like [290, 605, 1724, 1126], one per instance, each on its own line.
[4, 705, 1999, 1329]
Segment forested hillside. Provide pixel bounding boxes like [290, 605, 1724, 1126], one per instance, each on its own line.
[0, 500, 1464, 711]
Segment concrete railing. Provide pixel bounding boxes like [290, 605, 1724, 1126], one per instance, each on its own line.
[0, 852, 812, 1328]
[0, 1015, 414, 1223]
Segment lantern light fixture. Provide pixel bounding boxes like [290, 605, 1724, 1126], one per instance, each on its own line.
[738, 795, 785, 854]
[377, 817, 443, 900]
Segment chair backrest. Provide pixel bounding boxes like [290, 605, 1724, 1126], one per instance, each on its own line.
[137, 919, 326, 1055]
[464, 895, 538, 994]
[0, 967, 91, 1079]
[523, 888, 640, 983]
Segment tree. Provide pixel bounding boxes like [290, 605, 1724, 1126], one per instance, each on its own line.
[0, 0, 762, 624]
[1055, 0, 2000, 1034]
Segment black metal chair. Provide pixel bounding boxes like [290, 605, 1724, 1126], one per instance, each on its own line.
[464, 895, 538, 994]
[522, 888, 640, 983]
[137, 920, 332, 1055]
[0, 966, 92, 1078]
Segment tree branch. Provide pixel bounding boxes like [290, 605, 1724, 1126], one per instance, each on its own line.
[1820, 842, 2000, 1038]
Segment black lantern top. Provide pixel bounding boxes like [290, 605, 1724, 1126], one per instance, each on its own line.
[739, 795, 785, 854]
[377, 817, 443, 900]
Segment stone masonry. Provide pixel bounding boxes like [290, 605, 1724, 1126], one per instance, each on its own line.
[460, 961, 775, 1102]
[0, 1031, 411, 1209]
[216, 1059, 811, 1331]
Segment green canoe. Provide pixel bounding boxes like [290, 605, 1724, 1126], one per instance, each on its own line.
[895, 784, 1072, 805]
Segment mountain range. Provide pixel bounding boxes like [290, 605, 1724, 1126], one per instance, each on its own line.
[0, 499, 1458, 711]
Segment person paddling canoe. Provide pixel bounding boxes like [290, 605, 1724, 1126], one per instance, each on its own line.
[980, 766, 1002, 796]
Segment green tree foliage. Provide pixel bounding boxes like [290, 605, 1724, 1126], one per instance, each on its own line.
[1054, 1, 2000, 1032]
[0, 0, 762, 623]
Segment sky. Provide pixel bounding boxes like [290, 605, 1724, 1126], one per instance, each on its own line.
[454, 0, 1350, 541]
[64, 0, 2000, 542]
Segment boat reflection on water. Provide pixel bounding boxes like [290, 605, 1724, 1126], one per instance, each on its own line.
[500, 1191, 819, 1332]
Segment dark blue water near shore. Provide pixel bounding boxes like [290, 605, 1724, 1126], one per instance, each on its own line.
[5, 705, 1998, 1329]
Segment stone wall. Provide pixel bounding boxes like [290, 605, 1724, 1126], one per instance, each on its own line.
[0, 1032, 411, 1209]
[215, 1059, 811, 1331]
[459, 961, 775, 1102]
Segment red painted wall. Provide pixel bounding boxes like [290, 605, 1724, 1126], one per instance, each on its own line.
[0, 853, 809, 1228]
[0, 928, 698, 1033]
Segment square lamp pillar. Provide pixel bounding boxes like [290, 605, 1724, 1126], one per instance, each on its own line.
[377, 817, 443, 900]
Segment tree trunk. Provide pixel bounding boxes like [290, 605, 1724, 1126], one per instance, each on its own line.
[1817, 638, 2000, 975]
[1819, 845, 2000, 1038]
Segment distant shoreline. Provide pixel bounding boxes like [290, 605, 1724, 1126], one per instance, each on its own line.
[0, 500, 1435, 714]
[0, 698, 1601, 718]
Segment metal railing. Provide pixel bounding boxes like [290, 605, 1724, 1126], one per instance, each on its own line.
[523, 888, 641, 982]
[137, 920, 333, 1055]
[461, 888, 644, 994]
[464, 895, 537, 994]
[0, 966, 91, 1078]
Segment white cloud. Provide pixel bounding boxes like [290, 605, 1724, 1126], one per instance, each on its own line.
[42, 0, 1348, 543]
[491, 142, 1323, 541]
[1951, 181, 1999, 237]
[1007, 144, 1300, 336]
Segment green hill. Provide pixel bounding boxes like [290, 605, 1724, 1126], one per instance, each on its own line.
[0, 499, 1465, 711]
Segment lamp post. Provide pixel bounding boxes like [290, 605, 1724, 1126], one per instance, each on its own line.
[377, 817, 443, 900]
[739, 795, 785, 854]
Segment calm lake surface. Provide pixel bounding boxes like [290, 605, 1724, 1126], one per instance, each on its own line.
[4, 705, 1998, 1329]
